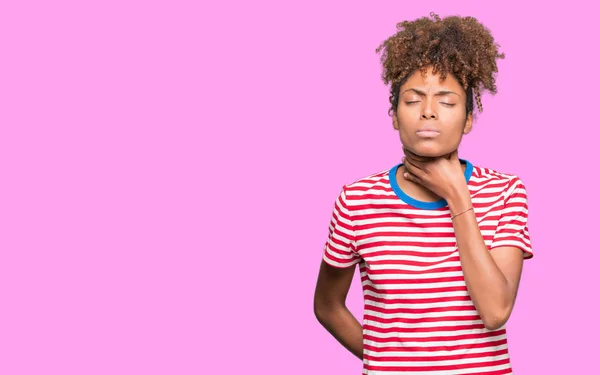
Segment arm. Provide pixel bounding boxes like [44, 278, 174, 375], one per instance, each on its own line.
[401, 150, 530, 331]
[447, 183, 524, 331]
[314, 259, 363, 360]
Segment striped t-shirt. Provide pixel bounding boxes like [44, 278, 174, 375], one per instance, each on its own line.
[322, 159, 533, 375]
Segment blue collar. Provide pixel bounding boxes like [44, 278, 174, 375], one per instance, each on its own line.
[389, 159, 474, 210]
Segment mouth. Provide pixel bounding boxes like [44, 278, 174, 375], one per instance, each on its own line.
[416, 130, 441, 138]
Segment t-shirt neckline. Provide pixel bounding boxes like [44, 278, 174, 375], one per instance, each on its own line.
[389, 158, 474, 210]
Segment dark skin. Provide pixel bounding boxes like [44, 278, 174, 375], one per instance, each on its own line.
[397, 67, 524, 330]
[393, 65, 472, 202]
[313, 260, 363, 360]
[314, 66, 524, 360]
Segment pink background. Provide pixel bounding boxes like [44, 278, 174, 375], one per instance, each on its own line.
[0, 1, 597, 374]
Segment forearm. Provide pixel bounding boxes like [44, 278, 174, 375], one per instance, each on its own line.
[447, 187, 510, 330]
[315, 304, 363, 360]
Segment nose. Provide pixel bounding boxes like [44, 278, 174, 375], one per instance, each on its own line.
[421, 100, 436, 119]
[421, 109, 436, 119]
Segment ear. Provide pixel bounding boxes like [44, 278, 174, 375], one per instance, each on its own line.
[392, 112, 399, 130]
[463, 112, 473, 134]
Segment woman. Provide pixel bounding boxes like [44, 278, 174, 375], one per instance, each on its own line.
[313, 12, 533, 374]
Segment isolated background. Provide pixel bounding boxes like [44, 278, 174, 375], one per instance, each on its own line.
[0, 1, 597, 374]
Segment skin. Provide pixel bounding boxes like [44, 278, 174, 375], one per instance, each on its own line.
[313, 66, 525, 361]
[313, 260, 364, 360]
[393, 65, 472, 203]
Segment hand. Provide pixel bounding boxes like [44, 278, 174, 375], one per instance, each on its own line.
[401, 147, 468, 201]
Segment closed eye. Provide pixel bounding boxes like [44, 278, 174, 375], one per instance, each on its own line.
[406, 101, 455, 107]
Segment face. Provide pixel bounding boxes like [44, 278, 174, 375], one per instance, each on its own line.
[392, 65, 473, 158]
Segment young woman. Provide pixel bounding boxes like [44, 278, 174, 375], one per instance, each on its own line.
[313, 12, 533, 375]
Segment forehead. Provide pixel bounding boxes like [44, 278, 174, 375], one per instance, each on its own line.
[402, 67, 464, 93]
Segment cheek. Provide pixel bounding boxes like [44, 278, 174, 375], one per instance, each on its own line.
[397, 122, 413, 144]
[396, 112, 416, 130]
[398, 131, 410, 146]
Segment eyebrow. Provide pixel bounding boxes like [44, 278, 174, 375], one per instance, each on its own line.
[401, 88, 460, 97]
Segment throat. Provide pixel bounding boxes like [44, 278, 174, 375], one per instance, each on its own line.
[395, 163, 467, 203]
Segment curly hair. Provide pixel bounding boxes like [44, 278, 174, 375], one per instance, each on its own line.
[375, 12, 505, 118]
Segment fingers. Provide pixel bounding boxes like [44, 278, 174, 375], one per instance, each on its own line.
[402, 158, 425, 185]
[403, 155, 426, 171]
[404, 170, 424, 186]
[403, 169, 422, 185]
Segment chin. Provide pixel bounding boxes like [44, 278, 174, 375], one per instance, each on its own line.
[406, 143, 449, 158]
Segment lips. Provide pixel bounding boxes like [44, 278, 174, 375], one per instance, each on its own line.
[416, 128, 440, 138]
[417, 126, 440, 132]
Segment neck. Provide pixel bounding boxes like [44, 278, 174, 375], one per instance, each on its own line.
[396, 160, 466, 203]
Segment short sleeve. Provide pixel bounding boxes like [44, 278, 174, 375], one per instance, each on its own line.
[322, 185, 361, 268]
[489, 177, 534, 259]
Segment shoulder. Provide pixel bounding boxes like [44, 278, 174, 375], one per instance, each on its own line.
[470, 164, 528, 199]
[341, 165, 394, 197]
